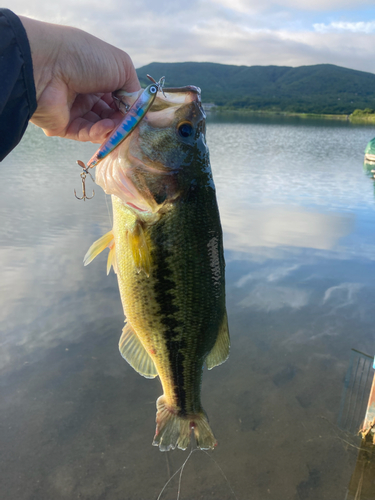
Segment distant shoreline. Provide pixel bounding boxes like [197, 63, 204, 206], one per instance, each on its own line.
[204, 106, 375, 124]
[138, 62, 375, 120]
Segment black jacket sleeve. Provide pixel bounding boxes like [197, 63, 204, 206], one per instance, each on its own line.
[0, 9, 37, 161]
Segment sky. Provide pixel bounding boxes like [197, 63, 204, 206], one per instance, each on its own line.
[5, 0, 375, 73]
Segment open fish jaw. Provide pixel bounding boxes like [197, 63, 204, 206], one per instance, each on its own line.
[94, 89, 205, 213]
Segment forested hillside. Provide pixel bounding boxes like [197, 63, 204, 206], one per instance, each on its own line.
[136, 62, 375, 114]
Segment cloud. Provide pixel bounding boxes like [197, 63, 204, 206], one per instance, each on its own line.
[4, 0, 375, 72]
[314, 21, 375, 33]
[277, 0, 375, 9]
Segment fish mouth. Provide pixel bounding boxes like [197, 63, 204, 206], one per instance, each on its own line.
[163, 86, 201, 96]
[147, 87, 203, 117]
[160, 86, 201, 104]
[113, 86, 201, 115]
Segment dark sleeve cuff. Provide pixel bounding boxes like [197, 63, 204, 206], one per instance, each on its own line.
[0, 9, 37, 161]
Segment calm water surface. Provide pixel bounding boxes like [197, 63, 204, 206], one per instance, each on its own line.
[1, 115, 375, 500]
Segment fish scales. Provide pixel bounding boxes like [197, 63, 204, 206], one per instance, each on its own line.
[113, 185, 224, 414]
[84, 85, 229, 451]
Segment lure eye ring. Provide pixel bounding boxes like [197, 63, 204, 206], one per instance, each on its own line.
[177, 121, 194, 138]
[150, 85, 158, 94]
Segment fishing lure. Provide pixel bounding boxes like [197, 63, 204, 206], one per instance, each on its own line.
[75, 75, 165, 200]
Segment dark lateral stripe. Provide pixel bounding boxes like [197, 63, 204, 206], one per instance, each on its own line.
[152, 227, 187, 414]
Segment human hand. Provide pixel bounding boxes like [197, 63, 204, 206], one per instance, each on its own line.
[20, 16, 140, 143]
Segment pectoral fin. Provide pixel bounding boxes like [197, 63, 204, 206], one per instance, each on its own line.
[206, 312, 230, 370]
[83, 230, 117, 275]
[127, 222, 151, 277]
[119, 323, 158, 379]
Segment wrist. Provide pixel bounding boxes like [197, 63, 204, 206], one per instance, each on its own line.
[19, 16, 63, 101]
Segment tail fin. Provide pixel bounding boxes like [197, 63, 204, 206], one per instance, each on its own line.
[152, 395, 217, 452]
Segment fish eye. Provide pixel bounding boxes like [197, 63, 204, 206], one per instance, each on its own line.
[178, 122, 194, 138]
[150, 85, 157, 94]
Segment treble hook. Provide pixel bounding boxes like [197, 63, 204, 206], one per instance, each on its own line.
[74, 160, 95, 201]
[147, 74, 166, 97]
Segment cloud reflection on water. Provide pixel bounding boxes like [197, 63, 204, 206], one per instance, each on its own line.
[239, 283, 310, 311]
[323, 282, 363, 306]
[221, 205, 355, 253]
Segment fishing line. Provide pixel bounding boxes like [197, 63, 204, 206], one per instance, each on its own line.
[176, 447, 195, 500]
[105, 194, 113, 227]
[320, 416, 368, 452]
[156, 447, 239, 500]
[156, 447, 196, 500]
[165, 452, 171, 480]
[201, 450, 239, 500]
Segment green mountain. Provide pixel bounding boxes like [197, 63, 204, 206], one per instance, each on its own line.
[136, 62, 375, 114]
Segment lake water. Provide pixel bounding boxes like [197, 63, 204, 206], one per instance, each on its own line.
[1, 115, 375, 500]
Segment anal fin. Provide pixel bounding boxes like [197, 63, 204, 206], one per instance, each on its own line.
[119, 322, 158, 379]
[206, 311, 230, 370]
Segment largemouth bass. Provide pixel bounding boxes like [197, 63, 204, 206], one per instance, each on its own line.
[84, 85, 229, 451]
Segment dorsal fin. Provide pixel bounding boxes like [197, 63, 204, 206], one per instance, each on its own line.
[206, 311, 230, 370]
[119, 322, 158, 379]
